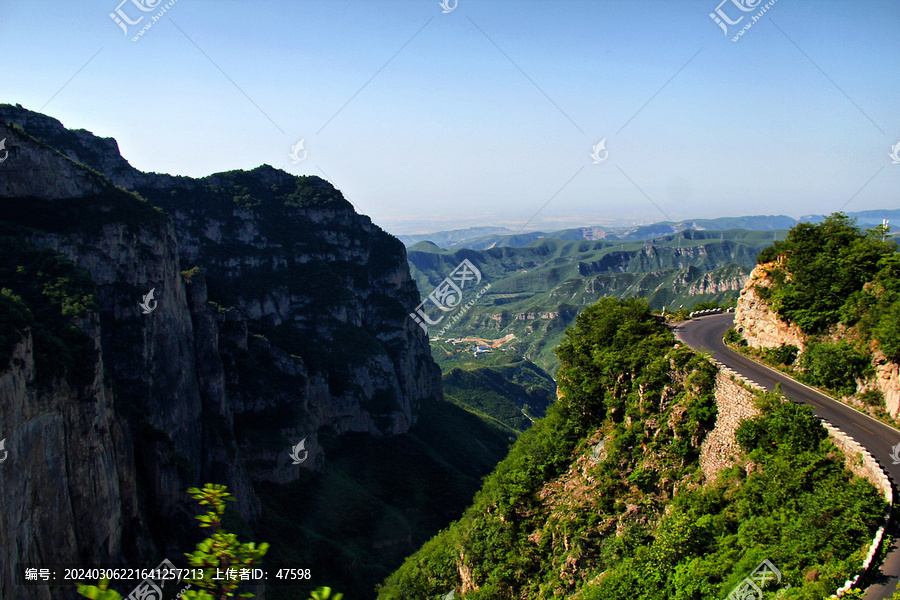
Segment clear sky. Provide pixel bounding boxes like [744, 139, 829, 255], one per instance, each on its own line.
[1, 0, 898, 233]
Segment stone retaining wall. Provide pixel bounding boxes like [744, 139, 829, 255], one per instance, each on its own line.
[708, 359, 893, 597]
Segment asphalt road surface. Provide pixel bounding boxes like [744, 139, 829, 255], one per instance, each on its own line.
[674, 313, 899, 600]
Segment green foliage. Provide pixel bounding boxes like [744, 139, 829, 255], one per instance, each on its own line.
[181, 484, 269, 599]
[309, 587, 343, 600]
[858, 388, 885, 408]
[723, 327, 742, 345]
[763, 343, 799, 366]
[554, 297, 673, 427]
[182, 266, 202, 283]
[377, 297, 885, 600]
[799, 340, 871, 396]
[77, 484, 268, 600]
[874, 300, 900, 360]
[760, 213, 896, 335]
[0, 240, 97, 385]
[440, 359, 557, 431]
[735, 393, 826, 453]
[0, 287, 30, 368]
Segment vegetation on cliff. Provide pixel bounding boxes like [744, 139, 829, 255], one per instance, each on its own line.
[377, 298, 885, 599]
[756, 213, 898, 354]
[749, 213, 899, 406]
[0, 237, 97, 386]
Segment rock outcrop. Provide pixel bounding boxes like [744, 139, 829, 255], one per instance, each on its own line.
[0, 105, 441, 598]
[733, 263, 806, 351]
[734, 262, 900, 416]
[867, 350, 900, 417]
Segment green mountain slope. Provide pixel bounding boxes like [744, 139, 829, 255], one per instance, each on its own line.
[254, 395, 514, 599]
[408, 232, 771, 372]
[440, 357, 557, 432]
[377, 298, 885, 600]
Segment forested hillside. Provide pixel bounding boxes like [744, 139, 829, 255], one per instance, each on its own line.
[408, 232, 772, 372]
[378, 298, 885, 599]
[736, 213, 900, 416]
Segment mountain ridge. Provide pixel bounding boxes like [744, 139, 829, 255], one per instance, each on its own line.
[0, 104, 483, 600]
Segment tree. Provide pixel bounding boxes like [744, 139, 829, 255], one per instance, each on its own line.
[77, 483, 269, 600]
[181, 484, 269, 599]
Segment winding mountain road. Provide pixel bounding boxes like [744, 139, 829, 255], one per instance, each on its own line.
[674, 313, 899, 600]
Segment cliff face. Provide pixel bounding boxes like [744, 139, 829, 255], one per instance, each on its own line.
[0, 325, 147, 600]
[0, 106, 441, 596]
[734, 263, 900, 416]
[733, 263, 806, 351]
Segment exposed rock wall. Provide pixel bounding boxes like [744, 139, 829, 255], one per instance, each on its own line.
[699, 370, 759, 481]
[0, 322, 149, 600]
[704, 359, 893, 597]
[733, 263, 805, 351]
[0, 106, 442, 598]
[868, 351, 900, 417]
[0, 126, 108, 199]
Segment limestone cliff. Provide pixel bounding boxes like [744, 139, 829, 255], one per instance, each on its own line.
[735, 262, 900, 416]
[0, 105, 441, 598]
[734, 263, 806, 351]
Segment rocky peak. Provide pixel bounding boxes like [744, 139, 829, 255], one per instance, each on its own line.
[0, 105, 441, 598]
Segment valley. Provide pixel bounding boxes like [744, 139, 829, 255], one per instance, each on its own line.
[1, 110, 897, 600]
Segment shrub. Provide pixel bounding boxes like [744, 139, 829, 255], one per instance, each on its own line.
[764, 343, 798, 366]
[858, 389, 885, 408]
[77, 484, 270, 600]
[723, 327, 742, 345]
[799, 341, 871, 396]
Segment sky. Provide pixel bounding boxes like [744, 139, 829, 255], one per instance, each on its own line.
[1, 0, 898, 234]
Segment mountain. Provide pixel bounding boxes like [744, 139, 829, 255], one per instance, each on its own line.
[734, 213, 900, 418]
[440, 356, 557, 432]
[407, 232, 774, 372]
[398, 217, 792, 250]
[400, 212, 897, 251]
[377, 298, 887, 599]
[800, 209, 900, 229]
[396, 226, 515, 247]
[0, 105, 510, 599]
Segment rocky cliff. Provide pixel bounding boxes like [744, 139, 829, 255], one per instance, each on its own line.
[0, 105, 441, 598]
[733, 263, 806, 351]
[734, 262, 900, 416]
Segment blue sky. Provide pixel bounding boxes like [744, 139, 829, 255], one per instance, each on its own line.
[1, 0, 898, 233]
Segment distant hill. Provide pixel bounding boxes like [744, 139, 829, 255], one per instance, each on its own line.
[399, 211, 898, 251]
[408, 230, 777, 371]
[800, 208, 900, 228]
[396, 226, 515, 247]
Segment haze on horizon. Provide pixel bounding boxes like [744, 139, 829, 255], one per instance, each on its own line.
[1, 0, 898, 234]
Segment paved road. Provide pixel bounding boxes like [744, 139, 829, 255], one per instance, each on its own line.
[674, 313, 899, 600]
